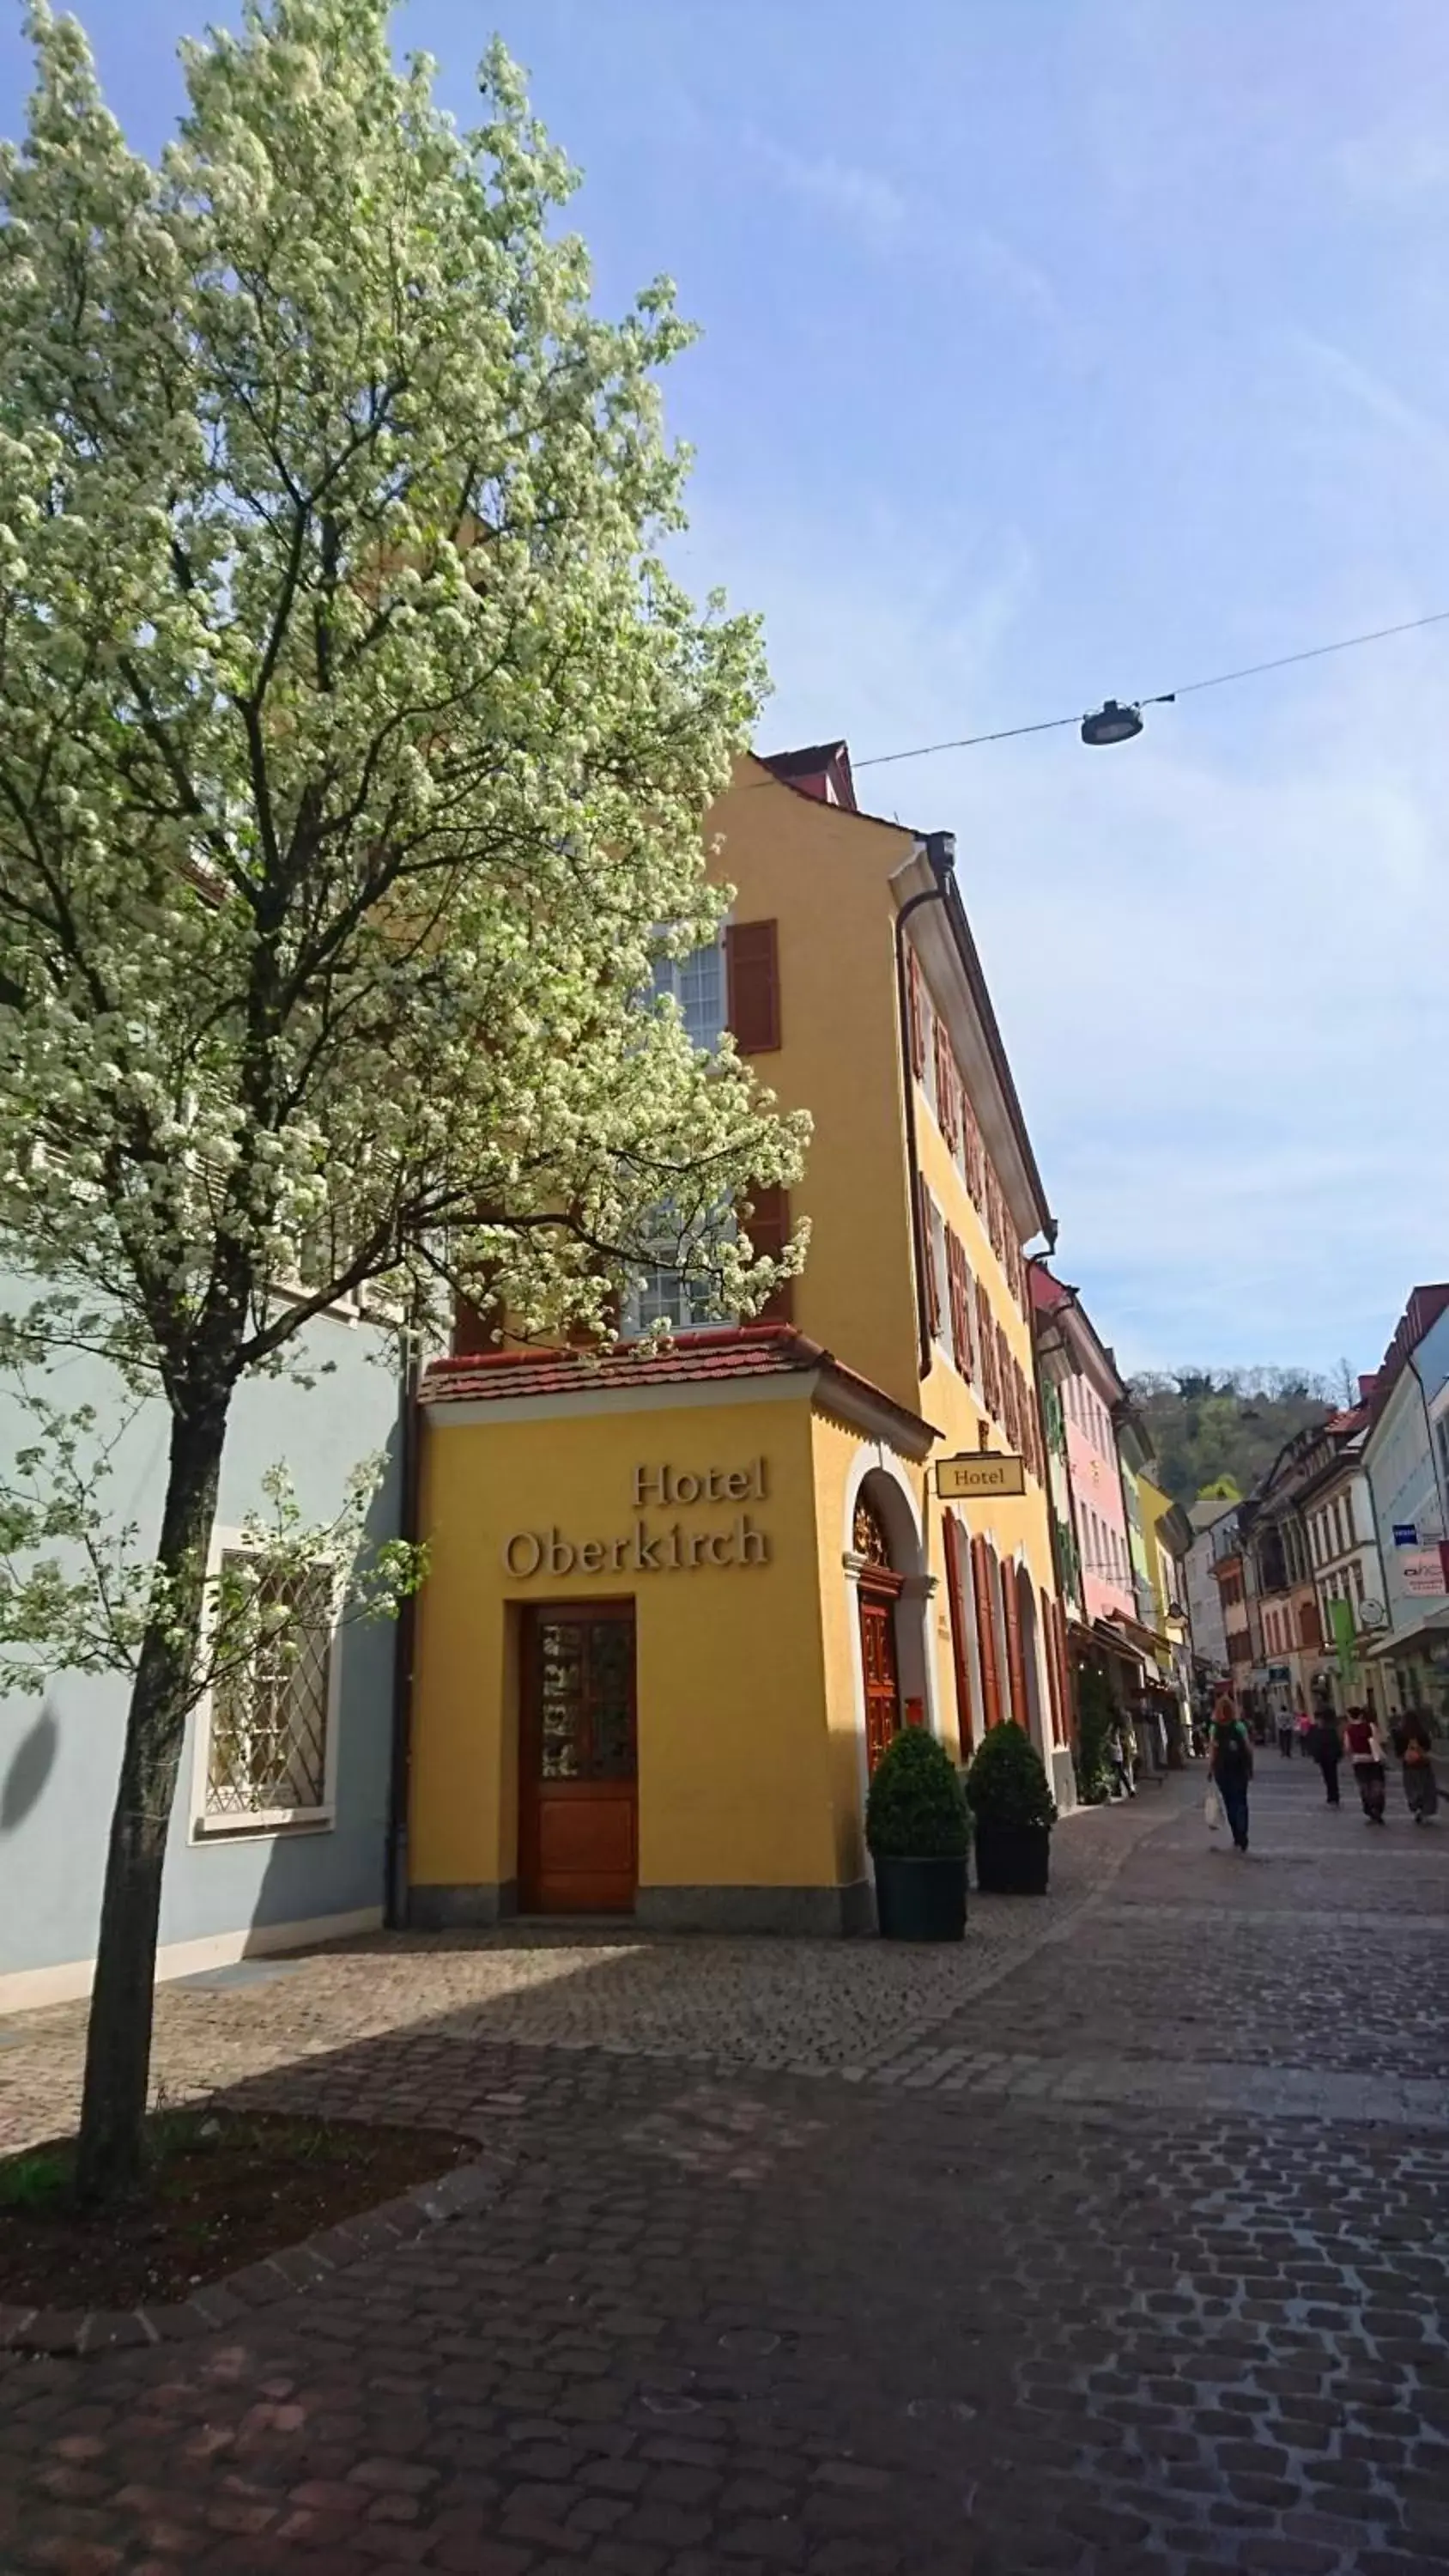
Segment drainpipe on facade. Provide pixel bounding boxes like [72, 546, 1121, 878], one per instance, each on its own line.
[385, 1323, 422, 1930]
[894, 831, 955, 1379]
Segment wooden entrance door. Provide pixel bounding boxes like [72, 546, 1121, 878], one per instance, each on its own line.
[859, 1586, 903, 1772]
[520, 1603, 638, 1913]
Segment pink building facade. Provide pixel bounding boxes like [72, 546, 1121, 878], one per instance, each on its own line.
[1041, 1277, 1134, 1630]
[1064, 1369, 1134, 1626]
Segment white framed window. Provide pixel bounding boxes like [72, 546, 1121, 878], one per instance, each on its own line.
[621, 1196, 736, 1339]
[192, 1536, 340, 1837]
[652, 933, 726, 1053]
[624, 1260, 724, 1336]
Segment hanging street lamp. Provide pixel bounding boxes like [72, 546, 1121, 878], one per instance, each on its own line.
[1080, 699, 1146, 747]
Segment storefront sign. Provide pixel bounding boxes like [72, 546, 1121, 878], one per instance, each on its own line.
[1402, 1549, 1449, 1599]
[504, 1460, 773, 1577]
[936, 1452, 1025, 1499]
[1393, 1523, 1418, 1547]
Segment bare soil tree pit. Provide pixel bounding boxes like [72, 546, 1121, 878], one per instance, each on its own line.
[0, 2107, 475, 2312]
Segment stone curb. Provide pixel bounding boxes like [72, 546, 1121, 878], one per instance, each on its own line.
[0, 2148, 506, 2363]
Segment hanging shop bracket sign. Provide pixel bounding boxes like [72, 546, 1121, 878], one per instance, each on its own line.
[936, 1452, 1025, 1500]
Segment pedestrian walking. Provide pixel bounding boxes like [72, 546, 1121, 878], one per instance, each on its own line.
[1344, 1704, 1387, 1824]
[1391, 1706, 1440, 1825]
[1276, 1712, 1294, 1758]
[1313, 1706, 1343, 1807]
[1208, 1692, 1253, 1853]
[1108, 1717, 1136, 1801]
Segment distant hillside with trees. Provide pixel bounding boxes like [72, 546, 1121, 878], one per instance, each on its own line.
[1128, 1370, 1341, 1509]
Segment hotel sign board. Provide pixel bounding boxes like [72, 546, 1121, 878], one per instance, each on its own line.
[936, 1452, 1025, 1500]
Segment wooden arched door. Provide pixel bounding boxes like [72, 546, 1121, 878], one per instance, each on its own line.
[855, 1492, 904, 1771]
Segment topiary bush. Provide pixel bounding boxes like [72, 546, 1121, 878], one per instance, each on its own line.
[964, 1722, 1057, 1831]
[865, 1727, 969, 1860]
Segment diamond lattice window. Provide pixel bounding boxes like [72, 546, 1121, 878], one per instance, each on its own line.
[205, 1554, 334, 1821]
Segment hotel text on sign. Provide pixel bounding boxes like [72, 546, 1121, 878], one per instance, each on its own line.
[936, 1453, 1026, 1500]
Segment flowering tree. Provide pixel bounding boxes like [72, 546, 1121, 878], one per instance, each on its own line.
[0, 0, 805, 2197]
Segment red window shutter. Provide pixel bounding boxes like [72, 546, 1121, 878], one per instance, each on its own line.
[956, 1249, 976, 1384]
[452, 1291, 492, 1356]
[963, 1096, 985, 1207]
[919, 1178, 941, 1338]
[745, 1182, 794, 1325]
[1002, 1345, 1021, 1450]
[1000, 1555, 1028, 1730]
[944, 1230, 963, 1369]
[996, 1323, 1012, 1428]
[933, 1022, 958, 1148]
[906, 946, 928, 1078]
[943, 1512, 979, 1754]
[1041, 1585, 1064, 1747]
[975, 1280, 997, 1413]
[972, 1534, 1003, 1729]
[725, 920, 781, 1054]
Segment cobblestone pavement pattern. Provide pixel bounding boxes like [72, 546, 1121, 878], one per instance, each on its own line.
[4, 1765, 1449, 2573]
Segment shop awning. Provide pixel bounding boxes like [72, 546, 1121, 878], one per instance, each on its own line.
[1090, 1616, 1150, 1676]
[1101, 1609, 1173, 1667]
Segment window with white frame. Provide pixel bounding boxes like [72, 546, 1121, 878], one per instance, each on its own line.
[652, 934, 726, 1052]
[622, 1199, 735, 1337]
[202, 1552, 336, 1828]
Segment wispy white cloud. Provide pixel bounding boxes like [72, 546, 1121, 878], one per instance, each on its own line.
[743, 131, 906, 244]
[1294, 332, 1449, 471]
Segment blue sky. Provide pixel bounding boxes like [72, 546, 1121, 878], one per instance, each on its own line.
[3, 1, 1447, 1380]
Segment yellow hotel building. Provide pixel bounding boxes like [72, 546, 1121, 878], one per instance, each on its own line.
[407, 739, 1072, 1935]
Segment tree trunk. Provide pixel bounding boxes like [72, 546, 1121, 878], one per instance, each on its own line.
[75, 1394, 231, 2204]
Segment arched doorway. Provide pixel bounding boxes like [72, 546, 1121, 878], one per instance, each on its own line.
[854, 1490, 905, 1772]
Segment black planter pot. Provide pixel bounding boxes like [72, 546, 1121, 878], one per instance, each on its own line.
[973, 1817, 1051, 1895]
[871, 1852, 967, 1941]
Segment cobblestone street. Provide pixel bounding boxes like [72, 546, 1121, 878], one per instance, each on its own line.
[5, 1764, 1449, 2573]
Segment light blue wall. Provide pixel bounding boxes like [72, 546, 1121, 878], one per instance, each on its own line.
[0, 1300, 403, 1984]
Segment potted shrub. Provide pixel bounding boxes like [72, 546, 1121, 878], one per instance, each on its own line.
[966, 1722, 1057, 1894]
[866, 1727, 969, 1941]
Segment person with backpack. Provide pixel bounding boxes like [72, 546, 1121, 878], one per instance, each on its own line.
[1392, 1706, 1440, 1824]
[1208, 1692, 1254, 1853]
[1344, 1705, 1387, 1824]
